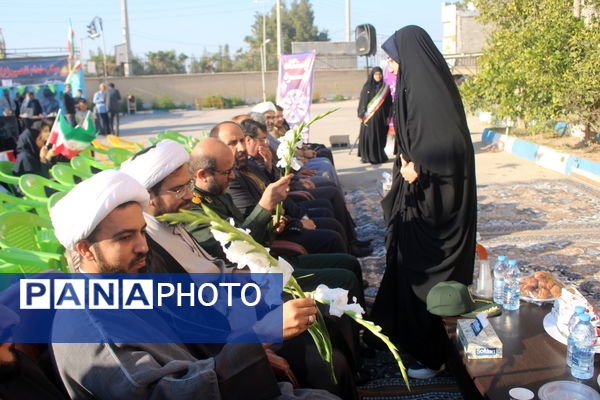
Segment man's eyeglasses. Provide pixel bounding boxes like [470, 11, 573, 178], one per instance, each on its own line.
[210, 167, 234, 176]
[167, 180, 194, 199]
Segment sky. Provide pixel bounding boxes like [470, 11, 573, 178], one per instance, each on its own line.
[1, 0, 450, 60]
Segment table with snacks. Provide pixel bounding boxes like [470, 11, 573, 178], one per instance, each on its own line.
[444, 272, 600, 400]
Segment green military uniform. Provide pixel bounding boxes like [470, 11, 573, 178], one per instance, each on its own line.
[185, 186, 365, 306]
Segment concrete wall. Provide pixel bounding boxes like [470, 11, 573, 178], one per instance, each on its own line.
[85, 69, 367, 107]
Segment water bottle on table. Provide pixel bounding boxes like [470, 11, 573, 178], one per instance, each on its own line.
[569, 313, 595, 380]
[566, 305, 586, 367]
[492, 255, 508, 304]
[503, 260, 520, 311]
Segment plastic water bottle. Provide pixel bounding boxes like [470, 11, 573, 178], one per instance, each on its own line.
[566, 306, 586, 367]
[502, 260, 520, 310]
[569, 313, 595, 379]
[492, 256, 508, 304]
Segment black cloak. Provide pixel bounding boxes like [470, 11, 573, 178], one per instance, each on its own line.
[369, 26, 477, 369]
[13, 128, 50, 178]
[357, 67, 392, 164]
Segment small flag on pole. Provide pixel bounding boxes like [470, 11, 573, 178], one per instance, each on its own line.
[48, 110, 98, 159]
[67, 22, 76, 62]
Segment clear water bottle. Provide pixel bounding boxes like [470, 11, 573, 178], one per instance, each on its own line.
[566, 306, 586, 367]
[492, 255, 508, 304]
[569, 313, 595, 380]
[503, 260, 520, 310]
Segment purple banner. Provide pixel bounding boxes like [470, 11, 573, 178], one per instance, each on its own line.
[277, 52, 316, 142]
[0, 56, 69, 86]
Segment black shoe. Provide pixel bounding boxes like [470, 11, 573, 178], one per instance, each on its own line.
[359, 342, 376, 359]
[354, 367, 372, 385]
[350, 244, 372, 258]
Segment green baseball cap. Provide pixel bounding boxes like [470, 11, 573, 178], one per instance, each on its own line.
[426, 281, 502, 318]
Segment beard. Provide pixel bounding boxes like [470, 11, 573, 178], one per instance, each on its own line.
[205, 177, 225, 196]
[235, 151, 248, 171]
[93, 244, 147, 273]
[154, 196, 190, 216]
[0, 344, 20, 380]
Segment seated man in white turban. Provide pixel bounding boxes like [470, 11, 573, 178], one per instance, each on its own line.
[49, 169, 335, 400]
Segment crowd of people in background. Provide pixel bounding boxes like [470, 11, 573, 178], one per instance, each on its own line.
[0, 82, 122, 179]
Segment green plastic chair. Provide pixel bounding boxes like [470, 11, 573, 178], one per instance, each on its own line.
[107, 147, 134, 165]
[0, 191, 47, 214]
[0, 210, 64, 256]
[47, 191, 66, 216]
[0, 161, 19, 194]
[49, 164, 88, 187]
[70, 156, 114, 177]
[18, 174, 71, 203]
[0, 247, 64, 273]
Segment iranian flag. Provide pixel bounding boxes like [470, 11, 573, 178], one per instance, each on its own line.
[48, 110, 98, 159]
[67, 22, 76, 62]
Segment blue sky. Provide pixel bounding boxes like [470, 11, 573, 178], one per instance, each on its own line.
[1, 0, 450, 59]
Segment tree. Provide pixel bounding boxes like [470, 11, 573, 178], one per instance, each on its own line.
[244, 0, 329, 69]
[460, 0, 600, 142]
[85, 49, 145, 77]
[144, 50, 188, 75]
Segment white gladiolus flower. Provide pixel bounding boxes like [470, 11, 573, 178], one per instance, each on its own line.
[222, 240, 256, 268]
[275, 257, 294, 286]
[211, 227, 231, 246]
[313, 284, 365, 317]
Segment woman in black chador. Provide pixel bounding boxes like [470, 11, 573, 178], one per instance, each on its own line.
[369, 26, 477, 379]
[357, 66, 392, 164]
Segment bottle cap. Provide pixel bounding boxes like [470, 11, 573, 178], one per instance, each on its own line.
[508, 260, 518, 266]
[509, 387, 534, 400]
[579, 313, 591, 322]
[497, 255, 507, 261]
[574, 305, 586, 314]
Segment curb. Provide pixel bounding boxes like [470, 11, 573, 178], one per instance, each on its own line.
[481, 128, 600, 185]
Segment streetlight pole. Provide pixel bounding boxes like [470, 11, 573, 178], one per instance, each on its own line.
[276, 0, 282, 59]
[87, 16, 108, 82]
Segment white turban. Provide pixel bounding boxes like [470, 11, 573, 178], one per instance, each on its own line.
[251, 101, 277, 114]
[120, 139, 189, 189]
[50, 170, 149, 250]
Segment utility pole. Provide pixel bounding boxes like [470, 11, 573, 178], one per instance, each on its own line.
[276, 0, 282, 59]
[261, 12, 268, 102]
[120, 0, 133, 76]
[345, 0, 351, 42]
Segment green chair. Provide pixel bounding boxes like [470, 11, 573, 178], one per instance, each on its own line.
[49, 164, 88, 187]
[70, 156, 114, 177]
[0, 210, 64, 256]
[18, 174, 70, 203]
[47, 191, 66, 216]
[0, 161, 19, 194]
[0, 247, 64, 273]
[0, 191, 47, 214]
[107, 147, 134, 165]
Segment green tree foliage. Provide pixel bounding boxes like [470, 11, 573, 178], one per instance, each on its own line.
[244, 0, 329, 70]
[86, 48, 145, 77]
[460, 0, 600, 141]
[145, 50, 188, 75]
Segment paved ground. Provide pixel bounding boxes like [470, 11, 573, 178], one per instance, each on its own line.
[109, 99, 567, 189]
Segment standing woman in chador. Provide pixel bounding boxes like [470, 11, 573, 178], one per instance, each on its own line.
[357, 66, 392, 164]
[369, 26, 477, 379]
